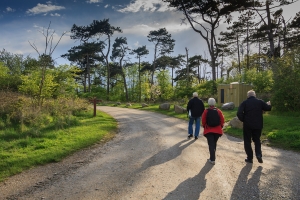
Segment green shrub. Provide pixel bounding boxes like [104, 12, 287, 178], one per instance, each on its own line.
[272, 49, 300, 112]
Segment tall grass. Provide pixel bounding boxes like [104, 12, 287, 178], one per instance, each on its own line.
[0, 110, 117, 182]
[0, 91, 117, 182]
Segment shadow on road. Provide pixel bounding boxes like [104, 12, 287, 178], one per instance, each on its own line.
[162, 162, 214, 200]
[230, 165, 262, 199]
[139, 139, 196, 172]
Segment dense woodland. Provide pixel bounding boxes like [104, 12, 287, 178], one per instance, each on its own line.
[1, 0, 300, 130]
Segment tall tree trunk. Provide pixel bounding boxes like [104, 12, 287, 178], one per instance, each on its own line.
[122, 72, 129, 102]
[120, 60, 129, 102]
[237, 34, 241, 74]
[185, 47, 189, 86]
[106, 35, 111, 101]
[247, 16, 250, 70]
[266, 1, 275, 57]
[198, 60, 201, 84]
[151, 44, 158, 86]
[83, 72, 87, 93]
[282, 17, 287, 55]
[106, 59, 110, 100]
[210, 30, 217, 81]
[138, 57, 141, 102]
[87, 54, 91, 93]
[171, 67, 174, 88]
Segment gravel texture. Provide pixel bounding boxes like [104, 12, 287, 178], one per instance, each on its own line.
[0, 106, 300, 200]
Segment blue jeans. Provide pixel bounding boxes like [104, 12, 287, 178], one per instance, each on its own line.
[188, 117, 201, 137]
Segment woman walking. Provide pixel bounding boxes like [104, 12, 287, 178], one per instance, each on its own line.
[201, 98, 225, 165]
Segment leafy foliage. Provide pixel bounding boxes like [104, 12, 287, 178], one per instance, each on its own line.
[272, 48, 300, 112]
[156, 70, 173, 101]
[19, 70, 58, 101]
[195, 80, 218, 100]
[243, 68, 274, 93]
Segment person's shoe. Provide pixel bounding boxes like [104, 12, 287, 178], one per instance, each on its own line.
[256, 156, 263, 163]
[245, 158, 253, 163]
[188, 134, 193, 139]
[208, 159, 215, 165]
[194, 136, 198, 140]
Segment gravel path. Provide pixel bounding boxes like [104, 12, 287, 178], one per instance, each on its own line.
[0, 106, 300, 200]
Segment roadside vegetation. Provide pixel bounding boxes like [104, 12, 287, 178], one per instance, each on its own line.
[0, 106, 117, 182]
[0, 80, 117, 183]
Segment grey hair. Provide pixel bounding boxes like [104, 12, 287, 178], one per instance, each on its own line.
[193, 92, 198, 97]
[247, 90, 256, 98]
[208, 98, 216, 106]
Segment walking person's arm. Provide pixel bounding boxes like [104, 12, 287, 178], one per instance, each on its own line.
[218, 109, 225, 128]
[262, 100, 272, 112]
[237, 101, 245, 122]
[201, 109, 207, 127]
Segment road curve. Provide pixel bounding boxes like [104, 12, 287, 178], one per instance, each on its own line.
[0, 106, 299, 200]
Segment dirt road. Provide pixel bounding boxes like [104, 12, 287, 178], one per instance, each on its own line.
[1, 106, 300, 199]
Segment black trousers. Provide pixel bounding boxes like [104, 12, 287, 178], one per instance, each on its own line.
[205, 133, 220, 161]
[243, 127, 262, 160]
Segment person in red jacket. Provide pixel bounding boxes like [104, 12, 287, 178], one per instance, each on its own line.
[202, 98, 225, 165]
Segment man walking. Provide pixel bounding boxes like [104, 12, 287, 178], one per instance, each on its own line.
[187, 92, 205, 140]
[237, 90, 272, 164]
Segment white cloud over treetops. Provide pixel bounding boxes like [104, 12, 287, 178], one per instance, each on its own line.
[86, 0, 103, 4]
[118, 0, 174, 13]
[26, 3, 65, 15]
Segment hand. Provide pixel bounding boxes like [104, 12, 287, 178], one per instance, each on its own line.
[267, 101, 271, 105]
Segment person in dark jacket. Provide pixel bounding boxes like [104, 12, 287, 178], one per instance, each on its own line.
[237, 90, 272, 164]
[187, 92, 205, 140]
[202, 98, 224, 165]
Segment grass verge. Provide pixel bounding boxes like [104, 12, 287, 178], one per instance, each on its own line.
[0, 110, 117, 182]
[101, 102, 300, 152]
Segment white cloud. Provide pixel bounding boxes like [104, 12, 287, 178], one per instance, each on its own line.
[118, 0, 174, 13]
[121, 20, 190, 37]
[104, 4, 109, 8]
[134, 41, 140, 47]
[6, 7, 15, 12]
[122, 24, 153, 36]
[26, 3, 65, 15]
[50, 13, 61, 17]
[86, 0, 102, 4]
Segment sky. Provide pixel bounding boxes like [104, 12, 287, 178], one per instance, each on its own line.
[1, 0, 300, 67]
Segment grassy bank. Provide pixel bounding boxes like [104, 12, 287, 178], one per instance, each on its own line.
[102, 102, 300, 152]
[0, 110, 117, 182]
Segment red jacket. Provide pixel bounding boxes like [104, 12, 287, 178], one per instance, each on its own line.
[201, 106, 225, 135]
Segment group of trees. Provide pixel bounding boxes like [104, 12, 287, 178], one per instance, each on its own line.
[1, 0, 300, 112]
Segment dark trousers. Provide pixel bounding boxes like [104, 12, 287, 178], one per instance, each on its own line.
[243, 127, 262, 160]
[205, 133, 220, 161]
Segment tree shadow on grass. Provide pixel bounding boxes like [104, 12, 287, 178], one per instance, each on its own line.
[163, 162, 214, 200]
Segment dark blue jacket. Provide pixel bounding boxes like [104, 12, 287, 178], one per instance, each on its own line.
[237, 96, 272, 129]
[187, 97, 205, 118]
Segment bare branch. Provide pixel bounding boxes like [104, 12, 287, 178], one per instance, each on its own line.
[28, 40, 40, 56]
